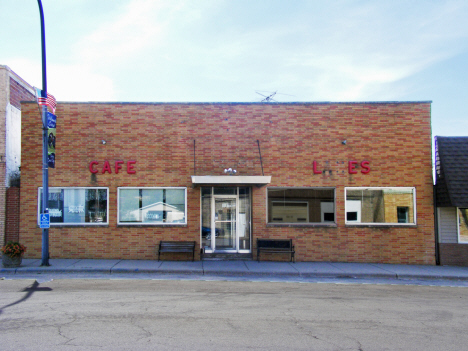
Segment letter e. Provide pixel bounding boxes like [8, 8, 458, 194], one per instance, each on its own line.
[348, 161, 358, 174]
[127, 160, 136, 174]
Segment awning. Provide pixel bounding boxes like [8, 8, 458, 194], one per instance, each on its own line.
[191, 175, 271, 186]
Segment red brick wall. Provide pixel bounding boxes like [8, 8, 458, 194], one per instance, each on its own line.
[20, 102, 435, 264]
[9, 77, 34, 109]
[5, 187, 20, 243]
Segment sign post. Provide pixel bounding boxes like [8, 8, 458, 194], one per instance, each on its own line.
[37, 0, 50, 266]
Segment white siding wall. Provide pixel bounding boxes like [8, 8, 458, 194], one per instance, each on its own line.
[6, 104, 21, 186]
[438, 207, 458, 243]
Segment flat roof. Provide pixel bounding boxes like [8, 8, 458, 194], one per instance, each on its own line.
[22, 100, 433, 105]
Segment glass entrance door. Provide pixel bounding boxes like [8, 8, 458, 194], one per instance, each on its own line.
[213, 197, 236, 250]
[201, 187, 251, 254]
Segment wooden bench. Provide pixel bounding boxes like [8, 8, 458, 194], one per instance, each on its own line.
[158, 241, 196, 261]
[256, 239, 295, 262]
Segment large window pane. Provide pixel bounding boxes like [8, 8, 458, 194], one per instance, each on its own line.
[239, 187, 251, 250]
[119, 189, 140, 222]
[118, 188, 186, 225]
[345, 187, 415, 225]
[39, 187, 108, 225]
[267, 188, 335, 224]
[459, 208, 468, 243]
[201, 187, 212, 249]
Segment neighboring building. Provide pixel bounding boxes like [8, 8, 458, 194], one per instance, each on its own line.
[435, 136, 468, 266]
[0, 65, 35, 245]
[20, 101, 435, 264]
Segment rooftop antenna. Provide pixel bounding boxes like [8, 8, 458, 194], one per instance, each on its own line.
[255, 91, 294, 102]
[256, 91, 277, 102]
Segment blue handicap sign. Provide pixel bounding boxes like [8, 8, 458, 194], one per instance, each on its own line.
[40, 213, 50, 228]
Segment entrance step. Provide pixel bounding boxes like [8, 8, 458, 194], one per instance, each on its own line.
[202, 253, 252, 261]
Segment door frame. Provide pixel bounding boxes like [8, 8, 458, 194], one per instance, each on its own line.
[201, 187, 252, 254]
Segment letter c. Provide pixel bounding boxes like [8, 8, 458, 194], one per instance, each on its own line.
[89, 161, 99, 174]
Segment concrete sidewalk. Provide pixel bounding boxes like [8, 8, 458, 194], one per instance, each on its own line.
[2, 258, 468, 281]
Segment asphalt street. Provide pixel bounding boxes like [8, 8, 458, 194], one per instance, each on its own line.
[1, 278, 468, 351]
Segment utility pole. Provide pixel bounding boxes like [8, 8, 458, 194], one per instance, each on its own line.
[37, 0, 49, 266]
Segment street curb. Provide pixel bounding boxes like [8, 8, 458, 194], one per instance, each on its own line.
[3, 259, 468, 282]
[2, 267, 468, 282]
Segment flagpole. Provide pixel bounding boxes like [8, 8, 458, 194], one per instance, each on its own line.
[37, 0, 50, 266]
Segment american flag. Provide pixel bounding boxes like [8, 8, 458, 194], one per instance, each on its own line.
[35, 88, 57, 113]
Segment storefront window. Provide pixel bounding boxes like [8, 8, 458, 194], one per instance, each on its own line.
[267, 188, 335, 224]
[118, 187, 186, 225]
[458, 208, 468, 243]
[38, 187, 108, 225]
[345, 187, 416, 225]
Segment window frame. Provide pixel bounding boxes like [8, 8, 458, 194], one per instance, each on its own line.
[457, 208, 468, 244]
[37, 187, 109, 226]
[117, 187, 187, 226]
[344, 187, 417, 226]
[266, 187, 336, 226]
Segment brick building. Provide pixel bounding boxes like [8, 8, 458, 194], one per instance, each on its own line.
[0, 65, 35, 245]
[19, 101, 435, 264]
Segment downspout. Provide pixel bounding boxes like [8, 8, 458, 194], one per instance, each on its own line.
[433, 135, 440, 265]
[434, 184, 440, 265]
[193, 140, 196, 175]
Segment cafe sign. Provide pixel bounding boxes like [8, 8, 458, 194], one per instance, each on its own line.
[89, 160, 136, 174]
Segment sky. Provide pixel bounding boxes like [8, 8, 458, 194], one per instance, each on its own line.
[1, 0, 468, 139]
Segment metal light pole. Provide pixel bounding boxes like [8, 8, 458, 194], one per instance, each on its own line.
[37, 0, 49, 266]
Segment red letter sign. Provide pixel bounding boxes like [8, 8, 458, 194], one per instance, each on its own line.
[127, 160, 136, 174]
[313, 161, 322, 174]
[361, 161, 370, 174]
[115, 161, 124, 174]
[102, 160, 112, 174]
[348, 161, 358, 174]
[89, 160, 136, 174]
[89, 161, 99, 174]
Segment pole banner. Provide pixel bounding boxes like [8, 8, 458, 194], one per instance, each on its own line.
[47, 112, 56, 168]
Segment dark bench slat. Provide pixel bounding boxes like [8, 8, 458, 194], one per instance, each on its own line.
[257, 239, 295, 262]
[158, 241, 196, 261]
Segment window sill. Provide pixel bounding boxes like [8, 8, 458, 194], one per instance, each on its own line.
[39, 224, 109, 227]
[345, 224, 417, 228]
[267, 223, 337, 228]
[117, 224, 187, 227]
